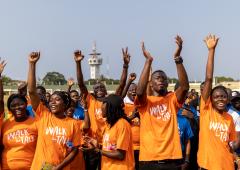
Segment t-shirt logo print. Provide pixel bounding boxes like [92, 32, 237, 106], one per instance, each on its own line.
[95, 108, 103, 119]
[7, 129, 35, 144]
[149, 104, 171, 121]
[103, 133, 117, 151]
[209, 121, 229, 142]
[45, 126, 69, 145]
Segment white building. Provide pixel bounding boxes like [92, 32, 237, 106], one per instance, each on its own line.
[88, 42, 102, 79]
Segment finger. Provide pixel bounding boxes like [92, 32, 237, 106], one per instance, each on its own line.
[141, 42, 145, 51]
[126, 47, 128, 54]
[122, 48, 124, 55]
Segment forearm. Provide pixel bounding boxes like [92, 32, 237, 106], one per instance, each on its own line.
[203, 49, 215, 101]
[82, 110, 90, 130]
[121, 79, 133, 98]
[67, 85, 72, 93]
[136, 59, 152, 97]
[115, 66, 128, 96]
[185, 140, 191, 161]
[56, 147, 78, 169]
[99, 149, 125, 160]
[76, 61, 88, 95]
[27, 63, 40, 110]
[0, 75, 4, 114]
[176, 63, 189, 92]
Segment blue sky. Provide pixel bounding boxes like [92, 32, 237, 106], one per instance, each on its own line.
[0, 0, 240, 82]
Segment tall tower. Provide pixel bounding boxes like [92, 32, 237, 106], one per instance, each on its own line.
[88, 42, 102, 79]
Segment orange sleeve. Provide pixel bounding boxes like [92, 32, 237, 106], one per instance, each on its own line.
[229, 118, 237, 142]
[116, 121, 131, 151]
[200, 96, 211, 116]
[171, 92, 183, 111]
[72, 121, 82, 147]
[134, 95, 147, 108]
[35, 102, 50, 117]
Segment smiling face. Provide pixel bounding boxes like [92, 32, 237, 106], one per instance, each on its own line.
[9, 98, 28, 122]
[93, 82, 107, 98]
[127, 83, 137, 101]
[150, 71, 168, 95]
[70, 91, 79, 103]
[49, 94, 66, 116]
[211, 88, 228, 113]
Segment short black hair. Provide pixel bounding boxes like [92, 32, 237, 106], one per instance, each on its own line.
[7, 94, 27, 110]
[37, 85, 46, 94]
[151, 70, 166, 77]
[210, 85, 228, 98]
[70, 90, 79, 95]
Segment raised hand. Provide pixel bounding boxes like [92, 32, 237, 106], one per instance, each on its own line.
[67, 78, 74, 87]
[122, 47, 131, 65]
[174, 35, 183, 57]
[141, 42, 153, 61]
[0, 58, 7, 75]
[28, 52, 40, 64]
[129, 73, 136, 81]
[74, 50, 84, 62]
[204, 34, 219, 50]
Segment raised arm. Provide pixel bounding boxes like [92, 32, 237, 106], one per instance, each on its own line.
[173, 35, 190, 103]
[201, 35, 219, 101]
[136, 42, 153, 104]
[121, 73, 136, 98]
[115, 47, 130, 96]
[27, 52, 41, 111]
[74, 50, 88, 97]
[67, 78, 74, 93]
[0, 59, 7, 115]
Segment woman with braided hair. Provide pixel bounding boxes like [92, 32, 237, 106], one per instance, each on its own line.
[27, 52, 83, 170]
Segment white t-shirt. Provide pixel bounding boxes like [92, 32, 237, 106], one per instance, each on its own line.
[228, 108, 240, 132]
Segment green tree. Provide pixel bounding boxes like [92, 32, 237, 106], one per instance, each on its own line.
[215, 76, 235, 83]
[42, 72, 67, 85]
[2, 75, 12, 85]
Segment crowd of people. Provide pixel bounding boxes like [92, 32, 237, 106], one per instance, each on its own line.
[0, 34, 240, 170]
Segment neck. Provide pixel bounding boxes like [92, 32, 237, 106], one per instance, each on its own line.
[15, 115, 28, 122]
[54, 112, 66, 119]
[152, 89, 168, 97]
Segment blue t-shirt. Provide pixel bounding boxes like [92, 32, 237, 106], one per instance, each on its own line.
[73, 103, 84, 120]
[177, 114, 194, 156]
[26, 105, 35, 117]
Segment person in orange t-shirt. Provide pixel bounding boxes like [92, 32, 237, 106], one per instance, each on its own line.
[122, 73, 140, 170]
[73, 48, 130, 170]
[1, 94, 38, 170]
[0, 59, 38, 170]
[84, 94, 134, 170]
[66, 99, 85, 170]
[27, 52, 82, 170]
[197, 35, 238, 170]
[135, 38, 189, 170]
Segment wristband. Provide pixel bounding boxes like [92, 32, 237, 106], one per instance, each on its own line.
[84, 109, 88, 112]
[174, 56, 183, 64]
[184, 160, 190, 164]
[123, 64, 129, 69]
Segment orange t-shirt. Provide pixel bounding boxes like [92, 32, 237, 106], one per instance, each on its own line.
[101, 118, 134, 170]
[135, 92, 182, 161]
[124, 103, 140, 150]
[69, 120, 85, 170]
[1, 117, 38, 170]
[30, 103, 82, 170]
[86, 93, 106, 143]
[197, 97, 236, 170]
